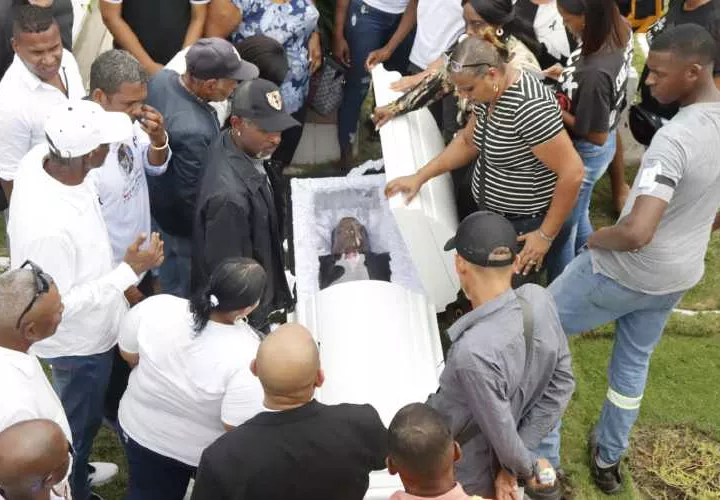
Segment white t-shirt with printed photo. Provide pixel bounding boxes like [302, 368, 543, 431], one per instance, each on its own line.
[88, 120, 170, 269]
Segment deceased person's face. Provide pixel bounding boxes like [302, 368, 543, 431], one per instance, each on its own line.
[331, 217, 369, 255]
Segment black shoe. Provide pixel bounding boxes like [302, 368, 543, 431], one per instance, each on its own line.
[524, 481, 563, 500]
[589, 432, 623, 494]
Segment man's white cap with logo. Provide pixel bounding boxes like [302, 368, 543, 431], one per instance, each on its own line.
[44, 100, 134, 158]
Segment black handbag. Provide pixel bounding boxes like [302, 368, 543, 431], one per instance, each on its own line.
[308, 56, 346, 116]
[629, 104, 667, 147]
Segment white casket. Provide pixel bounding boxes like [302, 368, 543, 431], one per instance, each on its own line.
[289, 64, 459, 498]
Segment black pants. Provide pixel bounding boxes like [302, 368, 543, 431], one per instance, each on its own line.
[272, 106, 308, 166]
[103, 272, 155, 424]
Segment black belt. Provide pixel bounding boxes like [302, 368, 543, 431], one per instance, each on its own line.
[494, 211, 546, 221]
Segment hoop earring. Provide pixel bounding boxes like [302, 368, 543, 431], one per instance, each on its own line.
[493, 83, 499, 93]
[496, 27, 504, 37]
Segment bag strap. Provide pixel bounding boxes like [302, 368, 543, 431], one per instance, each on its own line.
[455, 295, 534, 447]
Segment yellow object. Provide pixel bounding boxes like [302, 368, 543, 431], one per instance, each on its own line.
[626, 0, 667, 33]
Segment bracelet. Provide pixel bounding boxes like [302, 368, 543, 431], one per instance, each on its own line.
[150, 131, 169, 151]
[538, 228, 555, 243]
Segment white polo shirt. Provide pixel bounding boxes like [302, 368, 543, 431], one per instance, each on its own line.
[0, 346, 72, 499]
[118, 295, 264, 467]
[409, 0, 465, 69]
[0, 50, 84, 182]
[88, 121, 170, 268]
[8, 145, 138, 359]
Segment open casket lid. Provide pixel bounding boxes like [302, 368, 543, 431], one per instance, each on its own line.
[372, 64, 461, 313]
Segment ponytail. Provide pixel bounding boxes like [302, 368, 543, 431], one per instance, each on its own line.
[189, 286, 215, 334]
[480, 27, 510, 64]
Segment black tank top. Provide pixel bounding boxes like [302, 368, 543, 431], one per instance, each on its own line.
[114, 0, 193, 65]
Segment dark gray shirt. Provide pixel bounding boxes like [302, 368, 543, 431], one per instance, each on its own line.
[429, 285, 574, 497]
[558, 32, 634, 137]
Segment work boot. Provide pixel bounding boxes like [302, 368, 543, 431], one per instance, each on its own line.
[589, 431, 623, 494]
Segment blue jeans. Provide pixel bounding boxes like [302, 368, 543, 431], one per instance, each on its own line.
[547, 131, 617, 283]
[118, 423, 196, 500]
[337, 0, 415, 151]
[156, 226, 191, 299]
[47, 349, 115, 500]
[542, 251, 684, 464]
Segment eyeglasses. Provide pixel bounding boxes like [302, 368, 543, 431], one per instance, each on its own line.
[447, 59, 492, 74]
[15, 260, 51, 329]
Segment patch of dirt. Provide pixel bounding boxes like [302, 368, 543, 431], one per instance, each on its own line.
[630, 425, 720, 499]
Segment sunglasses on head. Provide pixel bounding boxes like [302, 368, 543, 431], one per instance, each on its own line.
[447, 59, 492, 74]
[15, 260, 52, 329]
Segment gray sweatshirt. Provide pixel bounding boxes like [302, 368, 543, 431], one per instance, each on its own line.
[429, 284, 575, 497]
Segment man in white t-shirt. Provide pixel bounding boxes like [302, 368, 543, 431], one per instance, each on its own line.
[86, 49, 172, 430]
[0, 419, 72, 500]
[333, 0, 414, 166]
[88, 49, 171, 303]
[8, 100, 165, 500]
[0, 265, 71, 499]
[0, 4, 84, 206]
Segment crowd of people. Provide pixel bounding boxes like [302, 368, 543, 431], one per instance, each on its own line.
[0, 0, 719, 499]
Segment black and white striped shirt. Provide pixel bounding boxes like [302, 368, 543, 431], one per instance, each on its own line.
[471, 71, 563, 215]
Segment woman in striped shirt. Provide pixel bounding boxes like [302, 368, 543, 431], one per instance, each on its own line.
[385, 33, 584, 284]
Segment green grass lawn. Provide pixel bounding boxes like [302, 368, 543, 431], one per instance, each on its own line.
[84, 172, 719, 499]
[4, 41, 720, 498]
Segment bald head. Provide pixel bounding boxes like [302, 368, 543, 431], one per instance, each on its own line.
[0, 269, 37, 333]
[0, 419, 70, 493]
[254, 323, 320, 400]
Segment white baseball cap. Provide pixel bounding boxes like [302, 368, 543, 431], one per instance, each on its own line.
[44, 100, 134, 158]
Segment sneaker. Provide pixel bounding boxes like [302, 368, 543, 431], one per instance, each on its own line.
[88, 462, 118, 487]
[588, 432, 623, 494]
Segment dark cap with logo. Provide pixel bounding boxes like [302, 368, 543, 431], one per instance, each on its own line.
[231, 79, 300, 133]
[186, 38, 260, 81]
[444, 211, 518, 267]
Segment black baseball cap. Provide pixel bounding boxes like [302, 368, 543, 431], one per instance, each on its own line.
[444, 211, 518, 267]
[186, 38, 259, 81]
[231, 79, 300, 132]
[234, 35, 289, 86]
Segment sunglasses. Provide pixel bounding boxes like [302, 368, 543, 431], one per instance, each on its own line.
[448, 59, 492, 74]
[15, 260, 51, 329]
